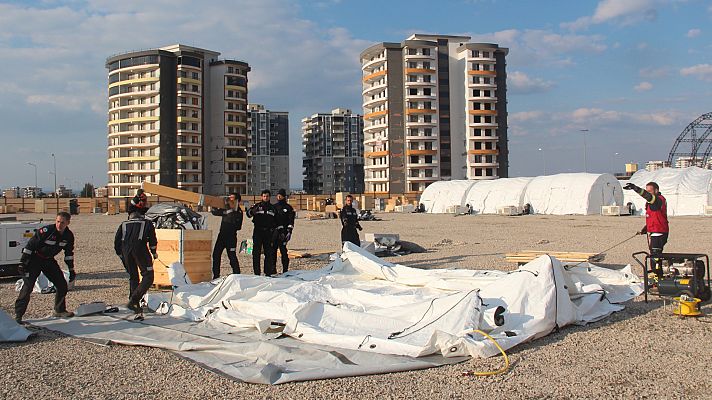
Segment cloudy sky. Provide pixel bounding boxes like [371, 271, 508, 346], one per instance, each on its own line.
[0, 0, 711, 191]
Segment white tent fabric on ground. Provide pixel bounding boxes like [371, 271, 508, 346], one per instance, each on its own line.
[623, 167, 712, 216]
[0, 310, 33, 342]
[523, 173, 623, 215]
[15, 269, 71, 293]
[419, 180, 476, 213]
[464, 177, 533, 214]
[31, 242, 642, 384]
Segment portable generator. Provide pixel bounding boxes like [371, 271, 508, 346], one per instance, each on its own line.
[632, 252, 711, 304]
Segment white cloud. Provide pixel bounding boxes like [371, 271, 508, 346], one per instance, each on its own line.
[470, 29, 606, 68]
[680, 64, 712, 81]
[509, 111, 545, 123]
[562, 0, 658, 31]
[639, 67, 670, 78]
[637, 42, 649, 50]
[508, 72, 555, 94]
[634, 81, 653, 91]
[686, 28, 701, 38]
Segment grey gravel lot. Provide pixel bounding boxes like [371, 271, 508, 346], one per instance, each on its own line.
[1, 212, 711, 400]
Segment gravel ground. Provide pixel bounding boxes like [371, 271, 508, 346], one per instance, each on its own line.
[1, 212, 712, 399]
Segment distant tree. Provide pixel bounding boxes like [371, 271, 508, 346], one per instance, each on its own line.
[80, 183, 95, 198]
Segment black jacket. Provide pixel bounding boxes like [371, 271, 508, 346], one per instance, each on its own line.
[114, 216, 158, 256]
[212, 205, 243, 234]
[274, 200, 295, 232]
[247, 201, 277, 230]
[21, 224, 75, 268]
[339, 205, 361, 230]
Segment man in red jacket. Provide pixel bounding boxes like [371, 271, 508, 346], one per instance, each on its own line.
[624, 181, 668, 276]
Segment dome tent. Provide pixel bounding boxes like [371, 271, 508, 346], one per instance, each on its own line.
[419, 180, 477, 213]
[522, 173, 623, 215]
[463, 177, 534, 214]
[623, 166, 712, 216]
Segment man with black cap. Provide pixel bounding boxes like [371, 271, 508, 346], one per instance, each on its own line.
[271, 189, 295, 274]
[247, 189, 277, 276]
[211, 193, 243, 278]
[114, 209, 158, 313]
[129, 188, 148, 217]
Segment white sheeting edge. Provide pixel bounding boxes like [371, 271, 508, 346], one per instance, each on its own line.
[30, 242, 643, 384]
[0, 310, 32, 342]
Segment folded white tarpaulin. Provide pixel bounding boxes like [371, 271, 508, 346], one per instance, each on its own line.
[30, 242, 642, 384]
[0, 310, 33, 342]
[623, 166, 712, 216]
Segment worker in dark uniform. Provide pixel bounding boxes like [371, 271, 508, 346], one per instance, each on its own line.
[624, 181, 669, 277]
[114, 210, 158, 313]
[339, 194, 362, 247]
[211, 193, 243, 279]
[247, 190, 277, 276]
[271, 189, 295, 274]
[15, 212, 76, 323]
[128, 188, 148, 216]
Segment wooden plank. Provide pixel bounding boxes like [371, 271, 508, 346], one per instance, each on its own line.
[141, 182, 226, 209]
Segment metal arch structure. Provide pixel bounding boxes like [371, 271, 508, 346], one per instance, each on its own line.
[668, 112, 712, 166]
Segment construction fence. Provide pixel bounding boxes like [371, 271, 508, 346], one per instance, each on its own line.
[0, 193, 422, 215]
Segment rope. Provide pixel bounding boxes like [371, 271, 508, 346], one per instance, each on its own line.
[564, 233, 639, 270]
[462, 329, 510, 377]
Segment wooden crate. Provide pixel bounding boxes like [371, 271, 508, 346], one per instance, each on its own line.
[34, 200, 47, 213]
[153, 229, 213, 286]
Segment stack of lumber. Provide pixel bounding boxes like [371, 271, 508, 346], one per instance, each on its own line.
[287, 249, 334, 259]
[504, 250, 605, 264]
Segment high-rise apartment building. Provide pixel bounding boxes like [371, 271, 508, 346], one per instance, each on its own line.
[247, 104, 290, 194]
[360, 34, 508, 194]
[302, 108, 364, 194]
[106, 44, 250, 198]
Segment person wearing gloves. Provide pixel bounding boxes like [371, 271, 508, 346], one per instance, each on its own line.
[271, 189, 295, 274]
[15, 212, 76, 323]
[128, 188, 148, 217]
[624, 181, 669, 276]
[247, 189, 277, 276]
[210, 193, 243, 279]
[339, 194, 362, 247]
[114, 210, 158, 313]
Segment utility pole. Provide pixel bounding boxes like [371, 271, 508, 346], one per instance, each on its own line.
[52, 153, 58, 211]
[26, 162, 37, 195]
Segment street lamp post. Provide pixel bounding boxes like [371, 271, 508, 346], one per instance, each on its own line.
[538, 148, 546, 175]
[26, 162, 37, 194]
[580, 129, 589, 172]
[51, 153, 58, 211]
[610, 152, 620, 175]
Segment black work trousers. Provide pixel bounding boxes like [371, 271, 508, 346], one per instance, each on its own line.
[271, 230, 289, 274]
[649, 233, 669, 277]
[341, 227, 360, 247]
[15, 257, 68, 319]
[253, 228, 275, 276]
[212, 231, 239, 278]
[122, 250, 154, 305]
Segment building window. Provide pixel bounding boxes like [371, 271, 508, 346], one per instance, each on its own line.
[422, 48, 430, 56]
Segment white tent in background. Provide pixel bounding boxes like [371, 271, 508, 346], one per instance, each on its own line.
[419, 180, 477, 213]
[464, 177, 534, 214]
[623, 167, 712, 216]
[523, 173, 623, 215]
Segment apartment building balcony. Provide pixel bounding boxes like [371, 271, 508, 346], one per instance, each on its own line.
[362, 69, 387, 83]
[108, 76, 160, 89]
[365, 176, 389, 183]
[364, 122, 388, 132]
[407, 161, 438, 168]
[364, 109, 388, 120]
[404, 80, 437, 87]
[407, 175, 438, 182]
[468, 161, 499, 168]
[468, 81, 497, 89]
[109, 63, 159, 76]
[468, 122, 498, 128]
[362, 57, 387, 71]
[468, 109, 498, 116]
[363, 96, 388, 108]
[110, 88, 160, 100]
[406, 149, 437, 156]
[362, 82, 387, 96]
[466, 54, 497, 62]
[110, 102, 159, 112]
